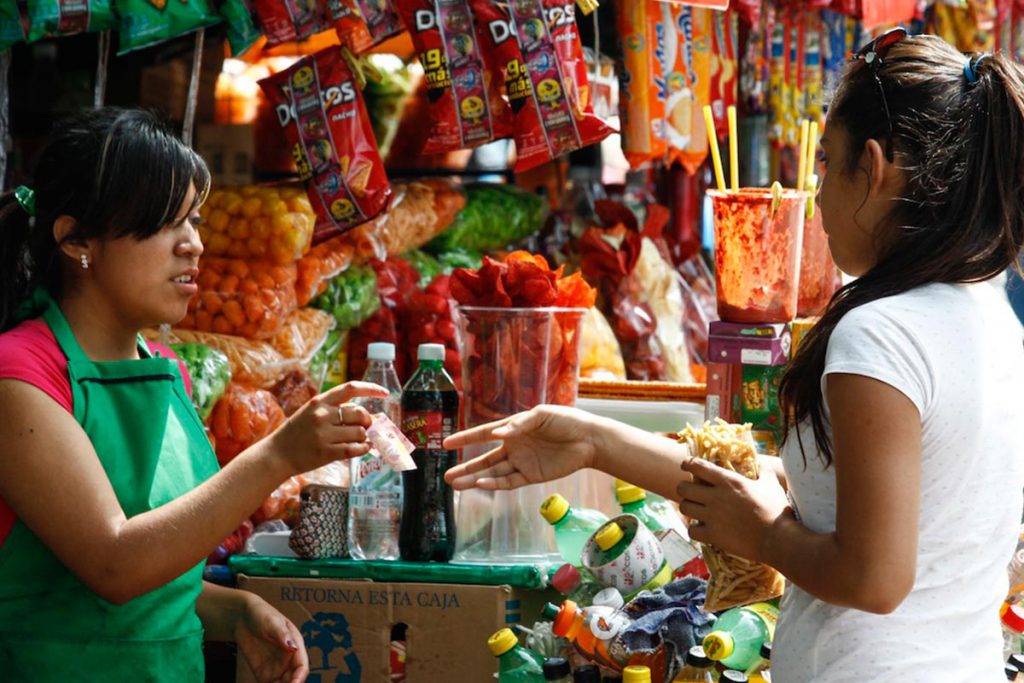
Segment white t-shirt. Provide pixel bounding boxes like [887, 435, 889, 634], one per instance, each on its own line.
[774, 282, 1024, 682]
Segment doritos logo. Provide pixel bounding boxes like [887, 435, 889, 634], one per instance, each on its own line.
[275, 82, 358, 127]
[488, 18, 516, 44]
[414, 9, 436, 31]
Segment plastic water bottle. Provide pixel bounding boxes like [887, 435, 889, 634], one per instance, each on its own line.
[551, 564, 603, 606]
[615, 484, 667, 533]
[489, 628, 546, 683]
[349, 342, 403, 561]
[703, 602, 779, 671]
[746, 642, 772, 682]
[540, 494, 609, 566]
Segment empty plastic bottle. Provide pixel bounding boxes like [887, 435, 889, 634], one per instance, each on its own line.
[489, 628, 546, 683]
[703, 602, 779, 671]
[540, 494, 609, 566]
[615, 484, 667, 533]
[674, 645, 715, 682]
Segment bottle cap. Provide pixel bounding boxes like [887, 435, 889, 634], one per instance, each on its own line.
[1004, 602, 1024, 633]
[573, 664, 601, 683]
[602, 678, 622, 683]
[686, 645, 711, 667]
[541, 602, 560, 621]
[760, 641, 772, 661]
[703, 631, 735, 661]
[595, 522, 624, 551]
[592, 588, 624, 610]
[551, 564, 582, 594]
[1007, 664, 1019, 681]
[367, 342, 396, 361]
[721, 672, 748, 682]
[417, 343, 445, 361]
[549, 600, 579, 638]
[1009, 653, 1024, 672]
[540, 494, 570, 525]
[487, 628, 518, 657]
[615, 484, 646, 505]
[622, 665, 651, 683]
[543, 657, 571, 680]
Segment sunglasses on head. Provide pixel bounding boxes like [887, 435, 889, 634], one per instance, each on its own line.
[853, 27, 908, 162]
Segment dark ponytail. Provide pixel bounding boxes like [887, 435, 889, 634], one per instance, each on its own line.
[780, 37, 1024, 466]
[0, 107, 210, 333]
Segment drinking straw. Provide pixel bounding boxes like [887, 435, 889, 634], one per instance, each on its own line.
[728, 105, 739, 192]
[797, 119, 810, 193]
[805, 121, 820, 219]
[703, 105, 727, 192]
[806, 174, 818, 220]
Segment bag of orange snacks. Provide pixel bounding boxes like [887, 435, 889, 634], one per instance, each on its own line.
[182, 258, 298, 340]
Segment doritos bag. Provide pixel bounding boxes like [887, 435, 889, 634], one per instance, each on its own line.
[395, 0, 513, 154]
[326, 0, 403, 53]
[114, 0, 221, 54]
[259, 48, 392, 243]
[470, 0, 614, 172]
[251, 0, 326, 46]
[26, 0, 116, 42]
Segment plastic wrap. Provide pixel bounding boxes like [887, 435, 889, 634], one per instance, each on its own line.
[269, 369, 320, 417]
[252, 461, 350, 528]
[250, 0, 326, 46]
[198, 185, 316, 265]
[295, 235, 356, 307]
[426, 184, 547, 253]
[401, 274, 461, 386]
[217, 0, 262, 57]
[634, 237, 694, 383]
[208, 382, 286, 466]
[309, 263, 381, 332]
[362, 55, 416, 160]
[146, 328, 296, 389]
[168, 342, 232, 422]
[309, 328, 348, 390]
[113, 0, 219, 54]
[26, 0, 116, 41]
[269, 308, 336, 367]
[181, 258, 298, 340]
[578, 308, 626, 381]
[378, 180, 467, 256]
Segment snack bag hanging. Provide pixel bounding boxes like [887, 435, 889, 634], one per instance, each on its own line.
[616, 0, 665, 168]
[783, 6, 800, 147]
[709, 9, 737, 140]
[661, 2, 690, 165]
[218, 0, 263, 56]
[327, 0, 403, 52]
[767, 5, 785, 148]
[1, 1, 26, 50]
[115, 0, 220, 54]
[821, 9, 847, 105]
[259, 47, 392, 243]
[26, 0, 117, 41]
[679, 6, 712, 175]
[803, 10, 823, 126]
[738, 2, 770, 115]
[395, 0, 513, 153]
[251, 0, 326, 46]
[470, 0, 614, 172]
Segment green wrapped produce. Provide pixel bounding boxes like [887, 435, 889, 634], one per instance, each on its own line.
[310, 264, 381, 332]
[26, 0, 116, 42]
[362, 55, 414, 160]
[403, 249, 442, 289]
[437, 247, 483, 274]
[170, 343, 232, 422]
[426, 184, 548, 254]
[309, 328, 345, 391]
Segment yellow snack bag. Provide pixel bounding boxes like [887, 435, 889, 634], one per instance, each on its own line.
[616, 0, 666, 168]
[662, 1, 693, 165]
[680, 7, 713, 175]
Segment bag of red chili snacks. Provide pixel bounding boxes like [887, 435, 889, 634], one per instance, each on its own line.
[259, 48, 392, 244]
[251, 0, 326, 45]
[325, 0, 403, 53]
[395, 0, 513, 154]
[469, 0, 613, 172]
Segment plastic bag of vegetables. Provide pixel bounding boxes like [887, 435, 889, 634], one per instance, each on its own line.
[426, 184, 548, 253]
[309, 264, 381, 331]
[169, 343, 233, 422]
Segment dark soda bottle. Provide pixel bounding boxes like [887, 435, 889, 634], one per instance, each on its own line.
[399, 343, 459, 562]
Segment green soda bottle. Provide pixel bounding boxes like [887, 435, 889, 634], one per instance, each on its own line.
[540, 494, 609, 566]
[615, 484, 666, 533]
[703, 602, 779, 671]
[489, 628, 546, 683]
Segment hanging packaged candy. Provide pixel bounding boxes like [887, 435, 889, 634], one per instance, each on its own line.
[738, 2, 770, 115]
[326, 0, 403, 53]
[470, 0, 613, 172]
[217, 0, 262, 57]
[0, 1, 26, 50]
[783, 6, 800, 148]
[767, 4, 784, 148]
[678, 7, 712, 175]
[803, 11, 823, 126]
[821, 9, 848, 106]
[709, 9, 737, 141]
[114, 0, 220, 54]
[616, 0, 665, 169]
[26, 0, 116, 41]
[259, 48, 392, 243]
[660, 2, 690, 166]
[395, 0, 513, 154]
[251, 0, 326, 46]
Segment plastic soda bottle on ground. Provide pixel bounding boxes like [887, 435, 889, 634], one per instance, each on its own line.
[543, 657, 572, 682]
[399, 344, 459, 562]
[551, 564, 603, 606]
[489, 628, 547, 683]
[746, 642, 772, 682]
[1005, 602, 1024, 659]
[542, 601, 619, 669]
[573, 664, 601, 682]
[703, 602, 779, 671]
[540, 494, 609, 566]
[623, 665, 651, 683]
[349, 342, 403, 561]
[615, 484, 667, 533]
[721, 672, 749, 682]
[615, 479, 687, 536]
[673, 645, 715, 682]
[593, 521, 673, 597]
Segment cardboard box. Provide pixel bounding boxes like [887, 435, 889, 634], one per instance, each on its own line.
[708, 321, 791, 367]
[236, 575, 552, 683]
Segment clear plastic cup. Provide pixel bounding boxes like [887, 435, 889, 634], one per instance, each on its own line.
[797, 209, 841, 317]
[710, 188, 806, 323]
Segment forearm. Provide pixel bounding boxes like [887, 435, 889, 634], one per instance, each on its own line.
[589, 414, 692, 500]
[758, 454, 788, 491]
[197, 581, 252, 642]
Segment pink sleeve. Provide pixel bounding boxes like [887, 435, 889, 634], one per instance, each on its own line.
[149, 342, 193, 397]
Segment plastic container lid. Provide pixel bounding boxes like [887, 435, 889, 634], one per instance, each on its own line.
[367, 342, 396, 361]
[544, 657, 571, 680]
[1007, 664, 1019, 681]
[488, 628, 518, 657]
[686, 645, 712, 667]
[573, 664, 601, 683]
[541, 494, 570, 525]
[1004, 603, 1024, 633]
[592, 587, 624, 610]
[595, 522, 625, 551]
[721, 671, 748, 682]
[1009, 653, 1024, 672]
[417, 343, 445, 361]
[551, 564, 582, 594]
[622, 665, 651, 683]
[615, 484, 646, 505]
[760, 641, 772, 660]
[703, 631, 735, 661]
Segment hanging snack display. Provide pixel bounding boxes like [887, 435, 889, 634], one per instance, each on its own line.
[216, 0, 263, 56]
[259, 47, 392, 242]
[113, 0, 220, 54]
[26, 0, 117, 42]
[197, 185, 315, 266]
[182, 258, 298, 340]
[327, 0, 403, 53]
[615, 0, 667, 169]
[251, 0, 326, 46]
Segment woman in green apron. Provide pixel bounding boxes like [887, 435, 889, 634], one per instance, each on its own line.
[0, 109, 386, 682]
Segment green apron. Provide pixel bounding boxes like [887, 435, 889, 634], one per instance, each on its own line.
[0, 290, 220, 681]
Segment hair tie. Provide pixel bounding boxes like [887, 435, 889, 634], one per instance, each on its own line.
[14, 186, 35, 217]
[964, 53, 990, 85]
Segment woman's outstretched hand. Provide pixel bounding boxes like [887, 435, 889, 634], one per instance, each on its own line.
[443, 406, 598, 491]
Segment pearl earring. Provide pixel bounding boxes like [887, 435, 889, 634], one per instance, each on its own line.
[79, 254, 89, 270]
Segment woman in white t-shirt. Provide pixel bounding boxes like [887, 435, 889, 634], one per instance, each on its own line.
[443, 33, 1024, 681]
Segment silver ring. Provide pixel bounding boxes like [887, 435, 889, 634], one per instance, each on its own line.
[337, 405, 346, 426]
